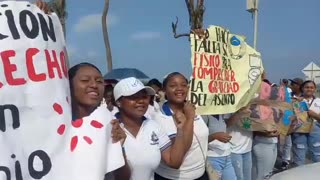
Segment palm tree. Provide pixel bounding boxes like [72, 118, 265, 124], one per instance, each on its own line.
[48, 0, 67, 38]
[102, 0, 113, 72]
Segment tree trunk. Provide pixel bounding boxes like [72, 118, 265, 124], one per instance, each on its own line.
[47, 0, 69, 68]
[61, 20, 66, 39]
[58, 2, 69, 69]
[62, 21, 69, 69]
[59, 0, 66, 39]
[102, 0, 112, 72]
[172, 0, 205, 39]
[59, 17, 66, 40]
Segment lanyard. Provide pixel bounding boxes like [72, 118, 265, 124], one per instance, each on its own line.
[307, 96, 315, 107]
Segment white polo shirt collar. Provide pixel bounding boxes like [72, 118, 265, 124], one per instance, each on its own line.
[115, 113, 172, 180]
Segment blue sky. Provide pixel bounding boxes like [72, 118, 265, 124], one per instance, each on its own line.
[66, 0, 320, 83]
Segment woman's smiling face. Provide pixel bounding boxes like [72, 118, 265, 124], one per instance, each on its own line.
[71, 66, 104, 109]
[164, 74, 188, 105]
[302, 81, 316, 97]
[118, 90, 150, 119]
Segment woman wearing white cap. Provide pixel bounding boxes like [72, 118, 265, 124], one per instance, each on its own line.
[113, 77, 194, 180]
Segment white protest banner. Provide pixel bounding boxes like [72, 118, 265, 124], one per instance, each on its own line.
[0, 1, 124, 179]
[51, 105, 125, 180]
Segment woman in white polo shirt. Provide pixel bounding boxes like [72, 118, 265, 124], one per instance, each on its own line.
[154, 72, 209, 180]
[113, 77, 194, 180]
[291, 80, 320, 166]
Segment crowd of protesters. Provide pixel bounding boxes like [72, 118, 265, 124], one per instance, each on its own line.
[68, 61, 320, 180]
[11, 1, 319, 179]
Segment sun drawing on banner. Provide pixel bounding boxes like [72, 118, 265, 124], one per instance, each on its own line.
[53, 99, 104, 152]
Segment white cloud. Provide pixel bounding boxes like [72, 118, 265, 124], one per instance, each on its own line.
[74, 13, 119, 33]
[130, 31, 161, 40]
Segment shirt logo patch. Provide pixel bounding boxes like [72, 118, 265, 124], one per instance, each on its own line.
[150, 131, 159, 145]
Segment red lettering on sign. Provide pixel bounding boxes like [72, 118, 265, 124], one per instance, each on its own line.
[1, 48, 67, 87]
[208, 80, 240, 94]
[45, 50, 62, 79]
[59, 51, 68, 78]
[26, 48, 46, 82]
[1, 50, 26, 85]
[231, 70, 236, 81]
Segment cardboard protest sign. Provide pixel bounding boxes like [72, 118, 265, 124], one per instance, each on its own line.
[235, 83, 293, 135]
[279, 87, 312, 134]
[235, 101, 292, 134]
[289, 101, 313, 133]
[190, 25, 263, 115]
[235, 82, 313, 135]
[0, 1, 124, 179]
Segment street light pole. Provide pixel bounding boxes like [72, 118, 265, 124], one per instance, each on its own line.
[311, 63, 314, 81]
[253, 0, 259, 50]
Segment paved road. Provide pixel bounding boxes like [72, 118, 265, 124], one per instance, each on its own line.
[270, 162, 320, 180]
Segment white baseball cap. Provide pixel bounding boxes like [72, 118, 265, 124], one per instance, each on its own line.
[113, 77, 155, 101]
